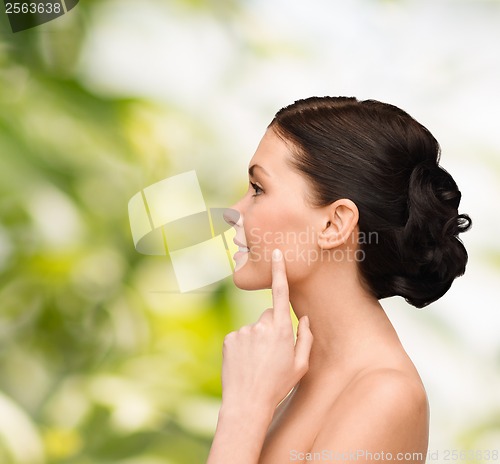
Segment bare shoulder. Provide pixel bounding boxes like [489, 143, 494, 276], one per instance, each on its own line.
[346, 367, 429, 414]
[312, 367, 429, 462]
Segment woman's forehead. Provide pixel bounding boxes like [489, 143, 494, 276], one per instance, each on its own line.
[248, 130, 292, 175]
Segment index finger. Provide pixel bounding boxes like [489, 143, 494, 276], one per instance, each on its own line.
[271, 248, 291, 324]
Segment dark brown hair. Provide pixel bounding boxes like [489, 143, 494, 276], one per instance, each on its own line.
[270, 96, 471, 308]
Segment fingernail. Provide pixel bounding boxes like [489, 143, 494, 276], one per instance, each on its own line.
[272, 248, 282, 261]
[304, 316, 310, 327]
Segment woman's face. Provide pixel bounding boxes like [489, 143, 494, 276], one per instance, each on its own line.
[227, 128, 324, 290]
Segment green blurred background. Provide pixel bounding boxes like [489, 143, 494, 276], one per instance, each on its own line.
[1, 1, 499, 463]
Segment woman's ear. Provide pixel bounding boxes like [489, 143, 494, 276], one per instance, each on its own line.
[317, 199, 359, 250]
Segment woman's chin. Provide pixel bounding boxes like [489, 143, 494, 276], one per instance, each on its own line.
[232, 267, 270, 291]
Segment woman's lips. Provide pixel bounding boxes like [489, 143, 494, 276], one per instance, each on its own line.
[233, 238, 247, 248]
[233, 238, 249, 250]
[233, 239, 250, 261]
[234, 246, 249, 259]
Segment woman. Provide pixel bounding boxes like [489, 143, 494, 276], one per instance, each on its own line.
[208, 97, 471, 463]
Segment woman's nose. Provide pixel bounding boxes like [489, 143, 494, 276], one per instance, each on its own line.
[223, 207, 241, 227]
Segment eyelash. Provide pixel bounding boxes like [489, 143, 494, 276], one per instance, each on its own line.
[250, 181, 263, 197]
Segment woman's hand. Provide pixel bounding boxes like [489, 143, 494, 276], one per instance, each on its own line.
[221, 248, 314, 411]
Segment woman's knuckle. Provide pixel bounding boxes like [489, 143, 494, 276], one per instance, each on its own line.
[239, 325, 251, 335]
[223, 331, 235, 345]
[252, 322, 266, 334]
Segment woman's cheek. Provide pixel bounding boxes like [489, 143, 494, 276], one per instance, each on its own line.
[249, 245, 262, 263]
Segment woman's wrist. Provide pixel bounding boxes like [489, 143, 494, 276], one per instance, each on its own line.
[207, 401, 275, 463]
[218, 399, 275, 424]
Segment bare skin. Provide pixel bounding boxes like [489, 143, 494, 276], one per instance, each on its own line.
[207, 129, 429, 464]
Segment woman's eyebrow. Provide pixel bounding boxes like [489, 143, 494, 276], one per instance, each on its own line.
[248, 164, 270, 177]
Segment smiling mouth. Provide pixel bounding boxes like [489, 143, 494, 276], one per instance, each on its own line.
[233, 237, 249, 251]
[233, 238, 250, 263]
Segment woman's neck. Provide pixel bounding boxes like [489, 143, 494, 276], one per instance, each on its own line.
[288, 263, 403, 380]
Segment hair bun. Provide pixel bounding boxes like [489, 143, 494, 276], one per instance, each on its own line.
[395, 161, 471, 307]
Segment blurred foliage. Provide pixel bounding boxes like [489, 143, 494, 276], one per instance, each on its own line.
[0, 1, 243, 463]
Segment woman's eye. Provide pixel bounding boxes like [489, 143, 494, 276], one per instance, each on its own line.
[250, 181, 263, 197]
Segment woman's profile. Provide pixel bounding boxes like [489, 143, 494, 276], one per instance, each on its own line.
[207, 96, 471, 463]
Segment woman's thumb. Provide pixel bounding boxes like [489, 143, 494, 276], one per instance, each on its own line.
[294, 316, 313, 373]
